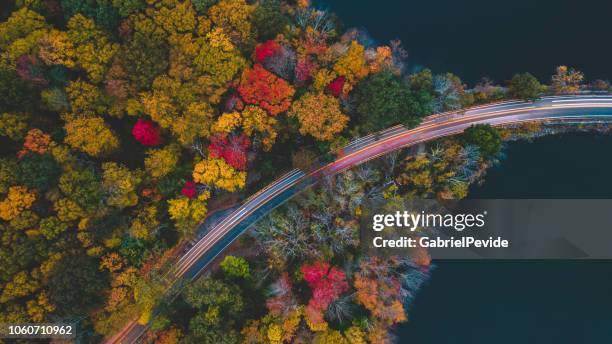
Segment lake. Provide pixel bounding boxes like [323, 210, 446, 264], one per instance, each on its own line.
[318, 1, 612, 342]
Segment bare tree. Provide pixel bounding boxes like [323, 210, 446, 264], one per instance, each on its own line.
[325, 294, 355, 324]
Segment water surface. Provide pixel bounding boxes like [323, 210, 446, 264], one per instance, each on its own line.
[319, 0, 612, 84]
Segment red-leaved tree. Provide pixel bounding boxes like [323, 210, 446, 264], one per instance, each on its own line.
[181, 181, 197, 199]
[327, 76, 345, 97]
[301, 261, 349, 325]
[132, 119, 162, 146]
[208, 133, 251, 170]
[254, 40, 281, 63]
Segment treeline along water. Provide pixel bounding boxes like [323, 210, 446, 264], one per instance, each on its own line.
[318, 0, 612, 85]
[318, 1, 612, 342]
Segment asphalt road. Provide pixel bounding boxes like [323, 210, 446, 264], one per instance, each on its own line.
[107, 94, 612, 344]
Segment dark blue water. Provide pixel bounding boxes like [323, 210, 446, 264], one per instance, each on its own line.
[319, 0, 612, 84]
[401, 260, 612, 343]
[469, 132, 612, 198]
[318, 1, 612, 342]
[397, 133, 612, 343]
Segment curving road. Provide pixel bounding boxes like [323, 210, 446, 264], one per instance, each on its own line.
[107, 95, 612, 343]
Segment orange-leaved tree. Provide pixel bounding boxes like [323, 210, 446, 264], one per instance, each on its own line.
[354, 257, 407, 325]
[238, 64, 295, 116]
[288, 92, 348, 141]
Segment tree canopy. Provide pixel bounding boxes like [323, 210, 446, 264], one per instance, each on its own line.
[508, 73, 543, 100]
[462, 124, 502, 158]
[353, 71, 431, 132]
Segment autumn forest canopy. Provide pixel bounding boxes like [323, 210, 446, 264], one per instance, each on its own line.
[0, 0, 606, 342]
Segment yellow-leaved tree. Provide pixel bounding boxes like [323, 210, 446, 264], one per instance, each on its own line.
[140, 76, 215, 145]
[0, 8, 49, 64]
[0, 8, 47, 51]
[130, 206, 160, 240]
[193, 157, 246, 192]
[37, 29, 76, 68]
[65, 79, 107, 118]
[344, 326, 367, 344]
[241, 105, 277, 151]
[101, 162, 142, 209]
[212, 107, 278, 151]
[0, 186, 36, 221]
[26, 292, 55, 322]
[144, 144, 180, 179]
[167, 191, 210, 235]
[208, 0, 254, 45]
[53, 198, 85, 223]
[64, 116, 119, 157]
[212, 111, 242, 134]
[67, 14, 118, 83]
[333, 40, 368, 84]
[267, 324, 282, 344]
[0, 113, 29, 141]
[194, 28, 247, 101]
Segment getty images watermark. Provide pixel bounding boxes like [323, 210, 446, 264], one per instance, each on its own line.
[361, 199, 612, 259]
[371, 210, 509, 249]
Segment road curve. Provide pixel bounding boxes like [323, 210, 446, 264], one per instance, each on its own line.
[107, 95, 612, 344]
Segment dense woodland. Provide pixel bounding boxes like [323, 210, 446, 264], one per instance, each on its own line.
[0, 0, 606, 342]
